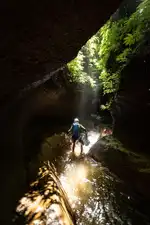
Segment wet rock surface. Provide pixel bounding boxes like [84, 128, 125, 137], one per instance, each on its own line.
[0, 69, 98, 224]
[88, 134, 150, 214]
[16, 130, 150, 225]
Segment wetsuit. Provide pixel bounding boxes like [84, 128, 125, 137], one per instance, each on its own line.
[68, 122, 86, 144]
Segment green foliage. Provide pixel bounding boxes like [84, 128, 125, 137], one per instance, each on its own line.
[101, 101, 112, 110]
[124, 33, 135, 46]
[67, 34, 100, 87]
[67, 0, 150, 109]
[67, 52, 85, 83]
[98, 0, 150, 104]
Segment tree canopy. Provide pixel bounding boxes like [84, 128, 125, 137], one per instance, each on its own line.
[67, 0, 150, 109]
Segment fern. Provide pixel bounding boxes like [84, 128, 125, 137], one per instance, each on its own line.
[124, 34, 135, 46]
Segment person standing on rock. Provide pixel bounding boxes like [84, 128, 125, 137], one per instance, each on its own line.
[68, 118, 87, 154]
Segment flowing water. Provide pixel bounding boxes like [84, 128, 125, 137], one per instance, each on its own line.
[15, 130, 150, 225]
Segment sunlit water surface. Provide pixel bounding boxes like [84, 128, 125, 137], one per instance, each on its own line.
[15, 130, 150, 225]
